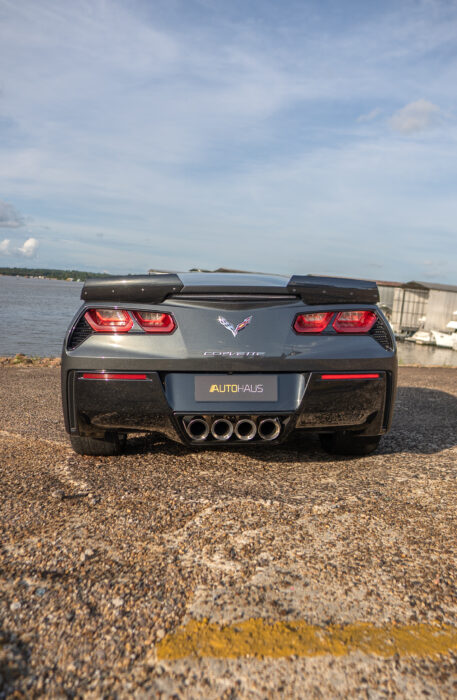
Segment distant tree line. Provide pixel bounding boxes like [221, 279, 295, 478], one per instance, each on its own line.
[0, 267, 114, 281]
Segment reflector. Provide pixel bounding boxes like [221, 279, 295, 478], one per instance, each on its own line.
[321, 373, 380, 380]
[82, 373, 147, 380]
[84, 308, 133, 333]
[132, 311, 175, 333]
[332, 310, 377, 333]
[293, 311, 333, 333]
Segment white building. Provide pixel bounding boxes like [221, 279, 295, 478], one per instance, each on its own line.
[378, 280, 457, 333]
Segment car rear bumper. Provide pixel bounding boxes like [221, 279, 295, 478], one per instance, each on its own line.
[63, 369, 394, 445]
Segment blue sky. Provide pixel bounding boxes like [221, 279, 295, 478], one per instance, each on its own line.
[0, 0, 456, 282]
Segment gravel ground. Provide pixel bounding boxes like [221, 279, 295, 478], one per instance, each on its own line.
[0, 366, 457, 698]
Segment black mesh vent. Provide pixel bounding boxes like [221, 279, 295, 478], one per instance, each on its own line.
[371, 318, 394, 351]
[68, 316, 93, 350]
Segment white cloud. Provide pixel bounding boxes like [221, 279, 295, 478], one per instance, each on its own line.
[389, 99, 441, 134]
[0, 236, 39, 257]
[0, 200, 38, 257]
[0, 239, 12, 254]
[0, 200, 24, 227]
[357, 107, 382, 123]
[18, 237, 39, 257]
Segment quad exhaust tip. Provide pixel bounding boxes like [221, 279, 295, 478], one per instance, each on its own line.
[185, 417, 210, 442]
[234, 418, 257, 441]
[258, 417, 281, 441]
[211, 418, 234, 441]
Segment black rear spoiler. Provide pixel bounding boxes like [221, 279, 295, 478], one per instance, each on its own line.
[81, 273, 379, 305]
[287, 275, 379, 305]
[81, 275, 183, 303]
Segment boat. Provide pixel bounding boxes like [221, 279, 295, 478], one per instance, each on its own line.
[430, 318, 457, 349]
[405, 330, 435, 345]
[428, 312, 457, 349]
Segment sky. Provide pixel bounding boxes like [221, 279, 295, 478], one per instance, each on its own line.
[0, 0, 456, 282]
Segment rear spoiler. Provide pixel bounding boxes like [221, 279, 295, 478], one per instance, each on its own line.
[81, 273, 379, 305]
[287, 276, 379, 305]
[81, 275, 183, 303]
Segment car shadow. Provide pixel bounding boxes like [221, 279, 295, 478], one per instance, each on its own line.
[0, 625, 30, 696]
[377, 386, 457, 455]
[122, 386, 457, 460]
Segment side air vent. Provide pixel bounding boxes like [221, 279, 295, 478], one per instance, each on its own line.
[371, 318, 394, 351]
[68, 316, 93, 350]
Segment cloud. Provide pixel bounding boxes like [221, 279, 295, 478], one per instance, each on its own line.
[357, 108, 382, 123]
[0, 236, 39, 257]
[0, 1, 456, 281]
[0, 200, 24, 227]
[18, 237, 39, 257]
[389, 99, 441, 134]
[0, 200, 38, 257]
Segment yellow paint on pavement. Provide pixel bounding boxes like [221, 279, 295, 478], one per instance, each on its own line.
[157, 619, 457, 660]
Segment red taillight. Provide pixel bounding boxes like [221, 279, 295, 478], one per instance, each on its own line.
[294, 312, 333, 333]
[332, 310, 377, 333]
[82, 373, 148, 380]
[321, 373, 380, 380]
[83, 309, 175, 334]
[132, 311, 175, 333]
[293, 309, 378, 334]
[84, 308, 133, 332]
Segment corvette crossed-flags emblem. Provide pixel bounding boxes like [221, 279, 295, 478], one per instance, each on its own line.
[217, 315, 252, 338]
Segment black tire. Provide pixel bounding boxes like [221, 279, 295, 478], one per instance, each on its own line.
[69, 431, 122, 456]
[319, 432, 381, 456]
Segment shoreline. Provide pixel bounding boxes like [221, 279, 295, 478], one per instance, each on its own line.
[1, 354, 61, 367]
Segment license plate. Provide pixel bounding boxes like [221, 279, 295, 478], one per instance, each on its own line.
[195, 375, 278, 402]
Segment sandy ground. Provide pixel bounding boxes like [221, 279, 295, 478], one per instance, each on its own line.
[0, 366, 457, 698]
[0, 356, 60, 368]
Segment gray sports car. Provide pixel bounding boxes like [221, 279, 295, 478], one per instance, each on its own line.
[61, 271, 397, 456]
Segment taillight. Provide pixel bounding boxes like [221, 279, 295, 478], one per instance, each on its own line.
[82, 373, 148, 380]
[84, 308, 133, 333]
[132, 311, 175, 333]
[293, 309, 378, 334]
[332, 310, 377, 333]
[294, 312, 333, 333]
[321, 373, 380, 380]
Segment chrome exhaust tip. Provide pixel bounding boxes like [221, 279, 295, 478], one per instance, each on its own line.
[211, 418, 234, 441]
[258, 417, 281, 441]
[184, 417, 210, 441]
[234, 418, 257, 441]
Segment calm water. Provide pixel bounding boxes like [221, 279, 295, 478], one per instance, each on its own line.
[0, 275, 83, 357]
[1, 275, 457, 365]
[397, 341, 457, 367]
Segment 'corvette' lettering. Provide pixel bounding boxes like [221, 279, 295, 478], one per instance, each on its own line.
[203, 351, 265, 357]
[209, 384, 264, 394]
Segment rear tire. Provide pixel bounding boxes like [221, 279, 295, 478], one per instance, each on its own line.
[69, 431, 122, 456]
[319, 432, 381, 456]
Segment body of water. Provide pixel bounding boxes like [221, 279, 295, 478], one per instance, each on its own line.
[0, 275, 83, 357]
[1, 274, 457, 365]
[397, 341, 457, 367]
